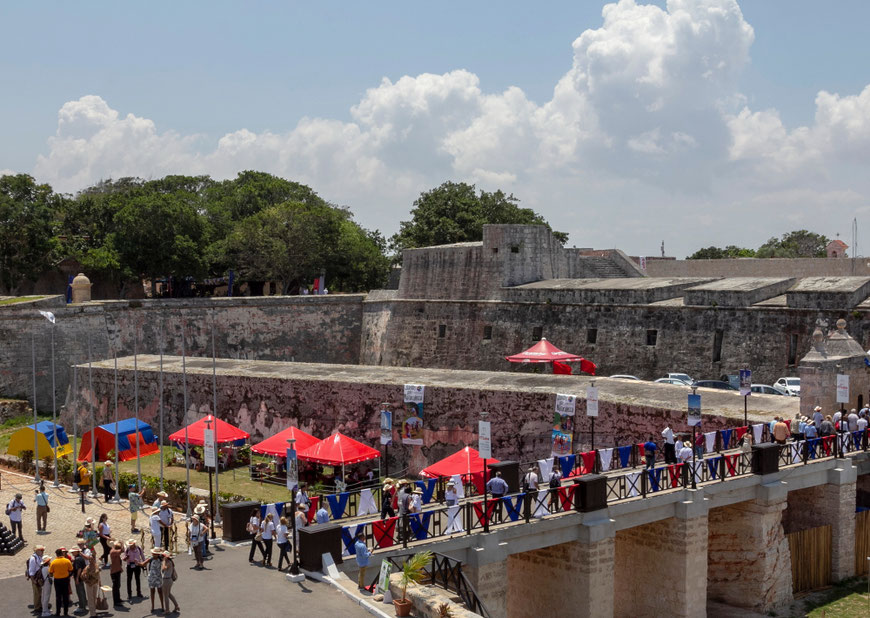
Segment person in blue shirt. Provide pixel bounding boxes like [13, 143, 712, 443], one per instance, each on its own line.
[315, 505, 330, 524]
[485, 472, 510, 523]
[643, 437, 657, 469]
[353, 532, 371, 590]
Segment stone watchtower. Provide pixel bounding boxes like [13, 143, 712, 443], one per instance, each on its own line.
[798, 319, 870, 416]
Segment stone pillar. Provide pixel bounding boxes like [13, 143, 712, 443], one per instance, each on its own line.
[707, 487, 793, 612]
[70, 273, 92, 304]
[826, 464, 857, 581]
[504, 518, 614, 618]
[463, 560, 507, 618]
[614, 515, 708, 617]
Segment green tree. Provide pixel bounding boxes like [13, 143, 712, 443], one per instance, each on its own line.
[687, 245, 756, 259]
[756, 230, 829, 258]
[390, 181, 567, 256]
[0, 174, 60, 293]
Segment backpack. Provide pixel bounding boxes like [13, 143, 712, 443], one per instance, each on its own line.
[549, 475, 561, 489]
[26, 555, 44, 585]
[74, 467, 82, 484]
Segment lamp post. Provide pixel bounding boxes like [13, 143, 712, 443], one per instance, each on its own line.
[211, 310, 221, 524]
[50, 319, 59, 488]
[31, 332, 40, 484]
[87, 335, 98, 499]
[286, 437, 303, 581]
[111, 353, 120, 503]
[480, 410, 489, 534]
[158, 321, 165, 492]
[690, 386, 699, 490]
[204, 417, 216, 539]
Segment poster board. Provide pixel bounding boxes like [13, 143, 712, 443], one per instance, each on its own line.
[402, 384, 425, 445]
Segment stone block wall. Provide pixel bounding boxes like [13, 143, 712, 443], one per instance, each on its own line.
[0, 399, 29, 423]
[646, 257, 870, 279]
[614, 516, 708, 617]
[463, 561, 507, 618]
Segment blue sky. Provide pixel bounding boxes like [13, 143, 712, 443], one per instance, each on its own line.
[3, 1, 870, 257]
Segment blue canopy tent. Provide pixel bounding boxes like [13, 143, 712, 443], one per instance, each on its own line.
[78, 418, 159, 462]
[7, 421, 72, 459]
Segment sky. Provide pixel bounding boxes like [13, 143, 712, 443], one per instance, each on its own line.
[3, 0, 870, 258]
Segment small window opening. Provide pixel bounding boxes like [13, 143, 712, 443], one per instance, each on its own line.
[483, 326, 492, 340]
[438, 324, 446, 338]
[712, 329, 723, 363]
[646, 329, 657, 346]
[587, 328, 598, 344]
[510, 246, 520, 253]
[533, 326, 543, 340]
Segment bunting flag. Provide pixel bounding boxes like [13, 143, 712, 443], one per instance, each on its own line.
[451, 474, 465, 500]
[553, 361, 573, 375]
[617, 446, 632, 468]
[707, 456, 721, 479]
[735, 426, 748, 442]
[647, 468, 661, 492]
[580, 359, 597, 375]
[260, 502, 284, 521]
[721, 428, 733, 450]
[704, 432, 717, 453]
[326, 492, 350, 520]
[472, 500, 499, 527]
[503, 494, 525, 521]
[784, 419, 791, 431]
[341, 523, 366, 556]
[853, 431, 863, 451]
[752, 424, 764, 444]
[409, 512, 433, 540]
[560, 455, 576, 479]
[557, 485, 577, 511]
[724, 453, 739, 476]
[821, 435, 833, 456]
[414, 479, 437, 504]
[626, 472, 641, 497]
[579, 451, 596, 474]
[598, 448, 613, 472]
[791, 441, 802, 464]
[807, 438, 819, 460]
[357, 488, 377, 517]
[533, 491, 550, 518]
[470, 472, 485, 495]
[838, 433, 849, 454]
[307, 496, 320, 524]
[372, 517, 397, 549]
[445, 505, 464, 534]
[636, 443, 645, 458]
[692, 461, 703, 485]
[667, 464, 682, 488]
[537, 459, 553, 482]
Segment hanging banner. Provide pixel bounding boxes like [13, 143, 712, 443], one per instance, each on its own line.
[203, 429, 216, 468]
[478, 420, 492, 459]
[380, 409, 393, 445]
[551, 403, 574, 457]
[688, 394, 702, 427]
[403, 384, 425, 445]
[555, 393, 576, 416]
[286, 448, 298, 491]
[836, 374, 850, 404]
[739, 369, 752, 396]
[586, 387, 599, 418]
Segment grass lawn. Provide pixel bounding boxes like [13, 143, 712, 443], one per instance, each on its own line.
[0, 296, 46, 306]
[803, 578, 870, 617]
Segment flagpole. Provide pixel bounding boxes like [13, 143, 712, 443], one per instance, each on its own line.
[182, 323, 191, 519]
[31, 331, 40, 484]
[159, 322, 165, 492]
[69, 363, 79, 493]
[211, 310, 221, 524]
[112, 353, 120, 503]
[135, 338, 141, 490]
[88, 336, 98, 499]
[51, 320, 59, 487]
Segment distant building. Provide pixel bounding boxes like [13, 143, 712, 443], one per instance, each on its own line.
[826, 239, 848, 258]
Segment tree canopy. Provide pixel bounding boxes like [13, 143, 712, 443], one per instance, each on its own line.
[390, 181, 567, 256]
[687, 245, 756, 260]
[687, 231, 830, 260]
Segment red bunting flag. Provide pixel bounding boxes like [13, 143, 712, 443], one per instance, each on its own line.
[553, 361, 573, 375]
[372, 517, 397, 549]
[557, 485, 576, 511]
[667, 464, 683, 487]
[579, 359, 597, 375]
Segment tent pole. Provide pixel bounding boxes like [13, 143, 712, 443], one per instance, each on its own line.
[51, 321, 59, 487]
[69, 363, 79, 493]
[135, 338, 141, 491]
[112, 353, 120, 503]
[159, 321, 164, 492]
[182, 324, 191, 519]
[88, 335, 97, 499]
[211, 310, 221, 524]
[31, 332, 40, 484]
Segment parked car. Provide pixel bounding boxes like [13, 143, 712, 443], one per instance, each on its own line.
[751, 384, 785, 395]
[692, 380, 738, 391]
[774, 377, 801, 396]
[655, 378, 692, 386]
[609, 374, 641, 381]
[666, 373, 694, 385]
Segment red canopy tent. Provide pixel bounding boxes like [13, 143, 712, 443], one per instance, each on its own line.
[297, 432, 380, 466]
[167, 415, 250, 446]
[251, 426, 320, 456]
[420, 446, 500, 493]
[505, 338, 596, 374]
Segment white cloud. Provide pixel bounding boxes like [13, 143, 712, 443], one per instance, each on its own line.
[24, 0, 870, 257]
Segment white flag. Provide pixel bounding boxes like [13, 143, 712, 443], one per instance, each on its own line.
[38, 310, 56, 324]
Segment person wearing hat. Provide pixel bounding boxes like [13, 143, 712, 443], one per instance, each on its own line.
[190, 514, 205, 568]
[410, 487, 423, 514]
[49, 547, 74, 616]
[380, 480, 396, 519]
[194, 503, 210, 558]
[109, 541, 124, 606]
[157, 501, 174, 551]
[70, 546, 89, 614]
[101, 461, 116, 502]
[39, 554, 53, 617]
[813, 406, 824, 427]
[445, 481, 459, 507]
[805, 419, 818, 439]
[128, 484, 144, 533]
[123, 539, 144, 598]
[27, 544, 46, 614]
[151, 491, 169, 511]
[6, 491, 25, 540]
[161, 551, 180, 613]
[143, 548, 165, 613]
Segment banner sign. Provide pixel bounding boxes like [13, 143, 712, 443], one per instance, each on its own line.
[551, 405, 574, 457]
[586, 387, 599, 418]
[380, 409, 392, 445]
[479, 420, 492, 459]
[555, 393, 576, 416]
[688, 394, 702, 427]
[377, 560, 393, 595]
[403, 384, 425, 445]
[286, 448, 298, 491]
[836, 374, 850, 404]
[203, 429, 216, 468]
[739, 369, 752, 396]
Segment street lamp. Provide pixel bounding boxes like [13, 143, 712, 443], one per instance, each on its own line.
[204, 417, 216, 540]
[691, 386, 698, 490]
[286, 437, 304, 582]
[481, 410, 489, 534]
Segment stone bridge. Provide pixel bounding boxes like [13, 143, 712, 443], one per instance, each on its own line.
[364, 450, 870, 617]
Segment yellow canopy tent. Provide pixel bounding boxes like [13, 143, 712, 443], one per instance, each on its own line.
[7, 422, 73, 459]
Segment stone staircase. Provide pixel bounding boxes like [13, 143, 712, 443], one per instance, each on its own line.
[582, 256, 630, 278]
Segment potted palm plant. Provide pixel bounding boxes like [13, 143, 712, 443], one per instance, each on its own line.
[394, 551, 433, 616]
